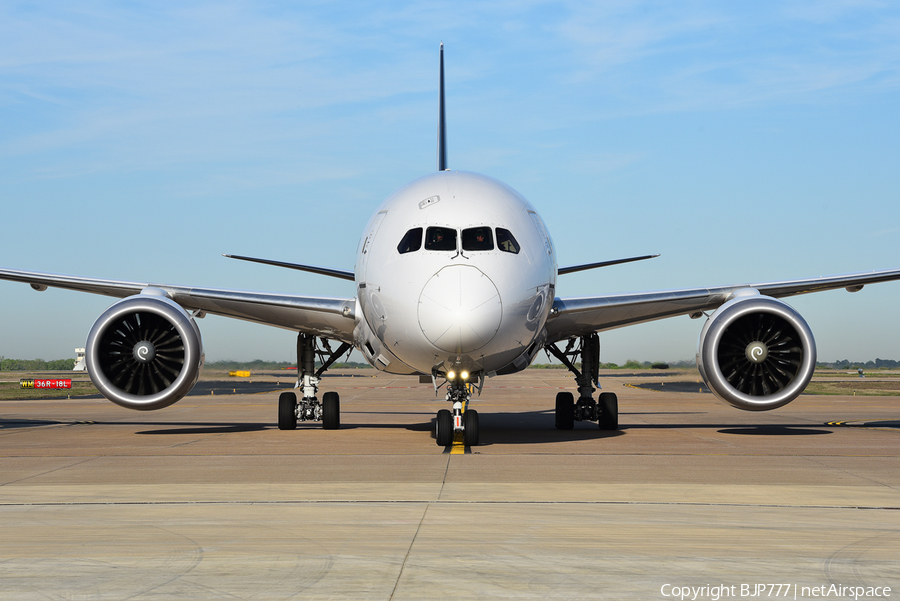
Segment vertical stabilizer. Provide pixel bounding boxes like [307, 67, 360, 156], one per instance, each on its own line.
[437, 43, 448, 171]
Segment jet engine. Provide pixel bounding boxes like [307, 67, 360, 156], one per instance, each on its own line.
[696, 292, 816, 411]
[85, 291, 204, 411]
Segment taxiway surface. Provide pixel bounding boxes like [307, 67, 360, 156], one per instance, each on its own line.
[1, 369, 898, 600]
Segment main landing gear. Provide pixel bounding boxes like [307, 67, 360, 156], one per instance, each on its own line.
[434, 372, 480, 447]
[278, 333, 352, 431]
[545, 333, 618, 431]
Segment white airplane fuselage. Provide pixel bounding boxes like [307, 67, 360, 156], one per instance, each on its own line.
[353, 171, 557, 378]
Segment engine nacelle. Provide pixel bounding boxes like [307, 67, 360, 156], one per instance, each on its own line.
[85, 291, 204, 411]
[697, 293, 816, 411]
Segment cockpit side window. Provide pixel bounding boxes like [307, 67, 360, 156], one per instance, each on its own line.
[496, 228, 520, 254]
[462, 226, 494, 251]
[397, 228, 423, 254]
[425, 226, 457, 251]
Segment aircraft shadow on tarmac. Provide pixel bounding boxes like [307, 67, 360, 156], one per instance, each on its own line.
[136, 423, 271, 435]
[126, 421, 836, 438]
[0, 420, 277, 435]
[0, 418, 66, 429]
[0, 412, 835, 440]
[99, 410, 628, 443]
[461, 411, 834, 445]
[716, 426, 832, 435]
[470, 410, 626, 445]
[619, 422, 832, 435]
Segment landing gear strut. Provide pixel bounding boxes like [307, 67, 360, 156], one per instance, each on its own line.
[277, 333, 351, 430]
[545, 334, 618, 431]
[434, 375, 480, 447]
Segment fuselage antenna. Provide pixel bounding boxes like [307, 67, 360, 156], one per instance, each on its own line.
[437, 42, 448, 171]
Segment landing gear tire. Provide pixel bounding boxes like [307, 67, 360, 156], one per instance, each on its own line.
[598, 392, 618, 430]
[555, 391, 574, 430]
[323, 391, 340, 430]
[278, 392, 297, 430]
[435, 409, 453, 446]
[464, 410, 480, 447]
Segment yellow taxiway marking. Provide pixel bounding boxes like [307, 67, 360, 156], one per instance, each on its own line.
[827, 419, 900, 433]
[445, 403, 471, 454]
[450, 430, 466, 454]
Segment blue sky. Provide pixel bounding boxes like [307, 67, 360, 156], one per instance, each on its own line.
[1, 1, 898, 364]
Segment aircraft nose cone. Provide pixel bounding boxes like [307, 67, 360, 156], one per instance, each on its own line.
[418, 265, 502, 353]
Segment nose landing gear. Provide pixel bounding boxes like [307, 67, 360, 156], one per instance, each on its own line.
[434, 377, 480, 447]
[545, 334, 618, 431]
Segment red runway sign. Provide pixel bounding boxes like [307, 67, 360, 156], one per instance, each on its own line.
[20, 379, 72, 389]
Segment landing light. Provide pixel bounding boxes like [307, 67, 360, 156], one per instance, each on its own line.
[445, 370, 470, 381]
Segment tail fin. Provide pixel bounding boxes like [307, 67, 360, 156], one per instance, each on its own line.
[437, 43, 448, 171]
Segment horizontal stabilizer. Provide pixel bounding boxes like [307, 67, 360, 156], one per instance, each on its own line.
[224, 254, 355, 281]
[558, 254, 660, 276]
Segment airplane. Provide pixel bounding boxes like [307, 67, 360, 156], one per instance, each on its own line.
[2, 44, 900, 447]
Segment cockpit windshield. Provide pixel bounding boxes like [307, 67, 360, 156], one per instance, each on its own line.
[496, 228, 520, 254]
[425, 226, 457, 251]
[398, 226, 518, 254]
[462, 227, 493, 251]
[397, 228, 422, 254]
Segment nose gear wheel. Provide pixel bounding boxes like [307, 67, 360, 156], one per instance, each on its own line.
[434, 378, 480, 447]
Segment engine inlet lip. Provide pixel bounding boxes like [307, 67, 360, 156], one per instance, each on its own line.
[85, 295, 203, 411]
[699, 296, 816, 411]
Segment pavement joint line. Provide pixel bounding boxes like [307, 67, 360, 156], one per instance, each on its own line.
[0, 456, 98, 486]
[389, 503, 429, 600]
[0, 499, 897, 510]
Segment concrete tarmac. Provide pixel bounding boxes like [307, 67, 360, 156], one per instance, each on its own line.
[1, 369, 898, 600]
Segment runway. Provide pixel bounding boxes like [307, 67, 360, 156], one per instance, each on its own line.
[1, 369, 898, 600]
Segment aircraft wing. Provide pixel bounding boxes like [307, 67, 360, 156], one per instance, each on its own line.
[546, 267, 900, 344]
[0, 267, 357, 343]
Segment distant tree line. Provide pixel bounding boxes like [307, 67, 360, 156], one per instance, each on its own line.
[818, 358, 900, 370]
[0, 357, 76, 371]
[531, 360, 696, 370]
[205, 359, 370, 371]
[205, 359, 296, 371]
